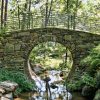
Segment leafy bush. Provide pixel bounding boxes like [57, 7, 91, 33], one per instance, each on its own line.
[67, 80, 84, 91]
[81, 73, 96, 87]
[89, 59, 100, 76]
[0, 68, 36, 95]
[81, 45, 100, 68]
[67, 72, 96, 91]
[67, 45, 100, 92]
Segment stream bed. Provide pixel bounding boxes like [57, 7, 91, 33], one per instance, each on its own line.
[14, 92, 88, 100]
[14, 70, 88, 100]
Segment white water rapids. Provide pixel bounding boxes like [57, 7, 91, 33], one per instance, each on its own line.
[28, 60, 72, 100]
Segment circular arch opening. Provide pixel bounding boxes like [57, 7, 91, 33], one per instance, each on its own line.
[28, 41, 73, 77]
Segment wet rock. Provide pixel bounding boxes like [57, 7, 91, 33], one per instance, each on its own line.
[30, 63, 45, 74]
[1, 92, 13, 100]
[0, 81, 18, 100]
[93, 89, 100, 100]
[0, 81, 18, 93]
[0, 86, 5, 94]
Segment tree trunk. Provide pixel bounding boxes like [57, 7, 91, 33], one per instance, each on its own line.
[67, 0, 70, 29]
[45, 0, 48, 27]
[4, 0, 8, 27]
[28, 0, 31, 28]
[47, 0, 53, 25]
[73, 0, 79, 30]
[22, 0, 28, 29]
[17, 0, 20, 29]
[1, 0, 4, 28]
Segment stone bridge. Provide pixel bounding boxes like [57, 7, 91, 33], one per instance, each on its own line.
[0, 28, 100, 78]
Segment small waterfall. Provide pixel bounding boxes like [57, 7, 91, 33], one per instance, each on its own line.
[28, 60, 72, 100]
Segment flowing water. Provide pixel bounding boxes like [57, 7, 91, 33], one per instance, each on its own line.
[14, 92, 88, 100]
[14, 70, 88, 100]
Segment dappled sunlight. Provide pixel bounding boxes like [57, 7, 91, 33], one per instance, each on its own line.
[29, 42, 73, 70]
[43, 58, 63, 68]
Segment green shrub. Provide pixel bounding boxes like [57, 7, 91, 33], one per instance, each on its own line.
[81, 73, 96, 87]
[81, 45, 100, 73]
[67, 80, 84, 91]
[67, 72, 96, 91]
[0, 68, 36, 95]
[89, 59, 100, 76]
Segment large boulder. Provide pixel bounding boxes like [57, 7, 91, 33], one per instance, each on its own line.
[1, 93, 13, 100]
[0, 81, 18, 100]
[0, 81, 18, 93]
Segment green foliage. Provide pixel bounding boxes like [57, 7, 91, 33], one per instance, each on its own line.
[59, 62, 70, 70]
[14, 87, 22, 96]
[0, 28, 8, 36]
[81, 73, 96, 87]
[81, 45, 100, 76]
[89, 59, 100, 76]
[29, 42, 66, 69]
[0, 68, 35, 95]
[67, 80, 84, 91]
[67, 72, 96, 91]
[68, 45, 100, 92]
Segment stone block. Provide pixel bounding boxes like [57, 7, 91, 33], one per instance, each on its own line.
[18, 32, 30, 37]
[64, 35, 71, 41]
[4, 43, 14, 53]
[0, 47, 4, 52]
[14, 44, 21, 51]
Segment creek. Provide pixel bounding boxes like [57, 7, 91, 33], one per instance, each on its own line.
[14, 69, 88, 100]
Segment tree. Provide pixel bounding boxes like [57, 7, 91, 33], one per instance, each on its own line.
[16, 0, 21, 29]
[1, 0, 4, 28]
[4, 0, 8, 27]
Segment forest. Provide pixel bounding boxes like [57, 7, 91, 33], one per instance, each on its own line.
[0, 0, 100, 100]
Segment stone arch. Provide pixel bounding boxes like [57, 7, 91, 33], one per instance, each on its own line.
[23, 32, 75, 78]
[0, 28, 100, 79]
